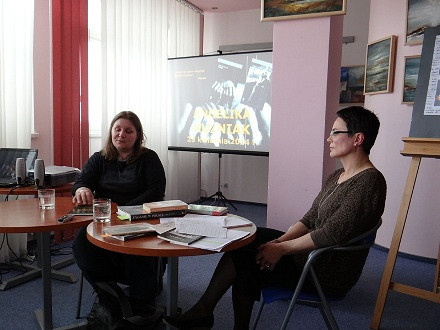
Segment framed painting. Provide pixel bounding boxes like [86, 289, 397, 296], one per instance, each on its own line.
[340, 65, 365, 104]
[261, 0, 346, 22]
[402, 55, 421, 104]
[406, 0, 440, 46]
[364, 35, 397, 95]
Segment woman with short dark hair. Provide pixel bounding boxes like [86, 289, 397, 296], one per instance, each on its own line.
[164, 106, 387, 329]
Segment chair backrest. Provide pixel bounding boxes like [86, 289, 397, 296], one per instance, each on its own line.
[334, 218, 382, 252]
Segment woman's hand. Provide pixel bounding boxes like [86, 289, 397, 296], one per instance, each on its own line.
[255, 241, 285, 271]
[72, 187, 93, 205]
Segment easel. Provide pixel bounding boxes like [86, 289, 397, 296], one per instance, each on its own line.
[371, 137, 440, 329]
[199, 153, 237, 210]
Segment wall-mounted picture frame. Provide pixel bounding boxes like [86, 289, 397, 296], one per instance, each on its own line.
[364, 35, 397, 95]
[406, 0, 440, 46]
[261, 0, 346, 22]
[402, 55, 421, 104]
[340, 66, 365, 104]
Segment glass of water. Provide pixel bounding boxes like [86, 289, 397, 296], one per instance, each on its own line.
[38, 189, 55, 210]
[93, 198, 111, 222]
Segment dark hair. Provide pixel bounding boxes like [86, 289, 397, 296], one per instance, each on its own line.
[336, 106, 380, 155]
[101, 111, 146, 162]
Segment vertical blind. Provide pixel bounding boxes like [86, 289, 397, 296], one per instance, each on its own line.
[52, 0, 89, 168]
[0, 0, 34, 148]
[0, 0, 34, 262]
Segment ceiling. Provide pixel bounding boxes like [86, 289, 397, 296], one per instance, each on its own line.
[187, 0, 260, 13]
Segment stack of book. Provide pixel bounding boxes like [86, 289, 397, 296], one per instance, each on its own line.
[187, 204, 228, 216]
[103, 222, 176, 241]
[117, 200, 188, 221]
[103, 223, 155, 241]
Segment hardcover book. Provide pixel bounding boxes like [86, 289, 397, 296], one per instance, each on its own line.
[157, 229, 204, 246]
[107, 232, 150, 241]
[67, 205, 93, 216]
[117, 205, 187, 221]
[103, 223, 154, 236]
[187, 204, 228, 216]
[142, 200, 188, 213]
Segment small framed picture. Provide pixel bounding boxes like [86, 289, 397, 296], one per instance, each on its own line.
[340, 66, 365, 104]
[364, 35, 397, 95]
[406, 0, 440, 45]
[402, 55, 421, 104]
[261, 0, 346, 22]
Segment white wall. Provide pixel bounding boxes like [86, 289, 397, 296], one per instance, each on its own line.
[341, 0, 370, 66]
[203, 9, 273, 55]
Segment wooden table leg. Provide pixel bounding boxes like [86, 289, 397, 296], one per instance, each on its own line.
[370, 156, 421, 329]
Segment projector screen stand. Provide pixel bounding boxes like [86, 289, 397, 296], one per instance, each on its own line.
[200, 153, 237, 210]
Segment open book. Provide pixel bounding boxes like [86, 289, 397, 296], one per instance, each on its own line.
[157, 229, 204, 246]
[157, 217, 252, 251]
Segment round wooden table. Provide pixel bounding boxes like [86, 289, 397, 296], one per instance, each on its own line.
[0, 197, 113, 330]
[87, 215, 257, 319]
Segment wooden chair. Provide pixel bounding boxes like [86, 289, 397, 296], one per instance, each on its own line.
[252, 219, 382, 330]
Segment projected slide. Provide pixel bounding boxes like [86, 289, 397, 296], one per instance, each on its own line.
[168, 51, 272, 155]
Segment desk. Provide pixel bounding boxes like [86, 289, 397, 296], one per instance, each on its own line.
[86, 216, 256, 318]
[0, 197, 99, 330]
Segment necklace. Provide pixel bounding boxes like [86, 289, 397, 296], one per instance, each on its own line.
[317, 183, 339, 219]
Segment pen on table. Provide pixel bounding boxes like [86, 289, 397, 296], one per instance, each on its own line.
[57, 214, 74, 223]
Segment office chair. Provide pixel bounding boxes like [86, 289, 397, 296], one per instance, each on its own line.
[252, 219, 382, 330]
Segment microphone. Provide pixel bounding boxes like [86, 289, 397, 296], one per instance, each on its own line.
[34, 158, 45, 188]
[15, 158, 26, 185]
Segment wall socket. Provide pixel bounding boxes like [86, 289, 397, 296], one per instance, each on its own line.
[221, 183, 229, 188]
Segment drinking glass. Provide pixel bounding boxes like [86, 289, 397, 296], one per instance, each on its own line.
[93, 198, 111, 222]
[38, 189, 55, 210]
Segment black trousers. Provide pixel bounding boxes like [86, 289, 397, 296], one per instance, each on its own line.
[72, 227, 161, 304]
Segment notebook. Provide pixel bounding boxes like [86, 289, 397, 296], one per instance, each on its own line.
[0, 148, 38, 187]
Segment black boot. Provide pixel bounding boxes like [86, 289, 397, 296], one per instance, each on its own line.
[86, 287, 123, 330]
[90, 281, 165, 329]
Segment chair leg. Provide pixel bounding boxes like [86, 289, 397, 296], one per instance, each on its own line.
[279, 266, 311, 330]
[309, 268, 339, 330]
[76, 270, 84, 319]
[251, 299, 265, 330]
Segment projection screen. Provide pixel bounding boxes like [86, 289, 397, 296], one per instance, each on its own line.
[167, 51, 273, 156]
